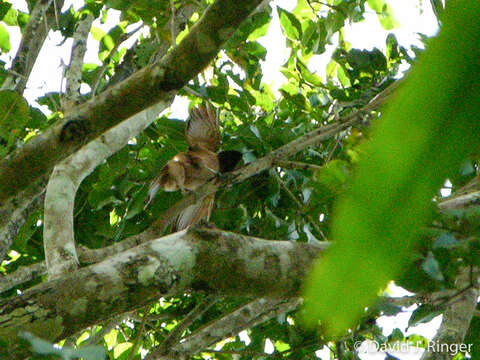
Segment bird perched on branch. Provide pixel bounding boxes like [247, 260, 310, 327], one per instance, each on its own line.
[145, 103, 242, 231]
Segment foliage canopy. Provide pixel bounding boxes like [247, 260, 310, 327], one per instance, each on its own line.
[1, 0, 480, 359]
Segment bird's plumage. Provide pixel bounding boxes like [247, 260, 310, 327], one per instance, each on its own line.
[145, 103, 241, 231]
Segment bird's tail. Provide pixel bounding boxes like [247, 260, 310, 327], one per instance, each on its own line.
[172, 194, 215, 231]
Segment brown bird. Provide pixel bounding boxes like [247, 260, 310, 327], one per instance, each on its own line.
[145, 103, 241, 231]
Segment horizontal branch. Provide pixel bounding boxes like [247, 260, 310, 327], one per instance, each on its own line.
[0, 226, 326, 353]
[0, 0, 266, 203]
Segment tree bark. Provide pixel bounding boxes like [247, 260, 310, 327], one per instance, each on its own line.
[0, 226, 326, 357]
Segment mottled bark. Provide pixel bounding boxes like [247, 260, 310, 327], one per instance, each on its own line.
[0, 226, 326, 358]
[43, 100, 172, 279]
[63, 13, 95, 107]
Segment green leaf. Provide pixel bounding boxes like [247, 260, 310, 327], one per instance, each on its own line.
[386, 33, 399, 61]
[297, 59, 323, 87]
[277, 7, 302, 41]
[460, 160, 475, 176]
[90, 26, 105, 41]
[408, 305, 441, 328]
[422, 252, 444, 282]
[247, 13, 271, 41]
[2, 6, 17, 26]
[0, 1, 11, 21]
[13, 210, 40, 251]
[367, 0, 399, 30]
[430, 0, 444, 20]
[17, 11, 29, 30]
[0, 90, 29, 141]
[303, 1, 480, 335]
[0, 22, 10, 52]
[464, 317, 480, 359]
[114, 342, 133, 358]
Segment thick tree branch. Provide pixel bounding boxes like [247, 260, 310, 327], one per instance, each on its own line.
[0, 0, 266, 204]
[420, 268, 478, 360]
[0, 226, 325, 357]
[63, 13, 95, 106]
[43, 100, 172, 279]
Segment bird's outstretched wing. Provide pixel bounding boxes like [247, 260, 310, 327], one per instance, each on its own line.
[185, 103, 220, 152]
[171, 194, 215, 231]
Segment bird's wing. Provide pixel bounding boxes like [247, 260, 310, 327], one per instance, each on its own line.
[172, 194, 215, 231]
[185, 103, 220, 152]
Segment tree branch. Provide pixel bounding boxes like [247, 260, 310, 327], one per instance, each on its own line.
[165, 298, 302, 359]
[273, 169, 325, 238]
[420, 268, 478, 360]
[0, 0, 266, 203]
[0, 262, 46, 293]
[275, 160, 324, 172]
[1, 0, 64, 94]
[91, 22, 145, 95]
[150, 295, 219, 358]
[63, 13, 95, 107]
[0, 174, 48, 261]
[0, 226, 326, 356]
[43, 100, 172, 279]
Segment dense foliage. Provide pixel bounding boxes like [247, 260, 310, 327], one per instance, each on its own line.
[1, 0, 480, 359]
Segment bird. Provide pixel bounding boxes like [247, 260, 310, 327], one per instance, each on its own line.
[145, 103, 242, 231]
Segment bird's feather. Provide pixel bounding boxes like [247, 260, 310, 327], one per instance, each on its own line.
[172, 194, 215, 231]
[186, 103, 220, 152]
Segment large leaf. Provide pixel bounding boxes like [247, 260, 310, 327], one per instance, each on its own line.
[304, 1, 480, 334]
[0, 22, 10, 52]
[277, 7, 302, 41]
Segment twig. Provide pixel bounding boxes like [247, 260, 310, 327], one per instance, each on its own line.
[170, 0, 177, 48]
[0, 262, 47, 293]
[91, 23, 144, 95]
[147, 296, 218, 359]
[183, 85, 205, 99]
[273, 170, 326, 239]
[275, 160, 323, 172]
[128, 308, 150, 360]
